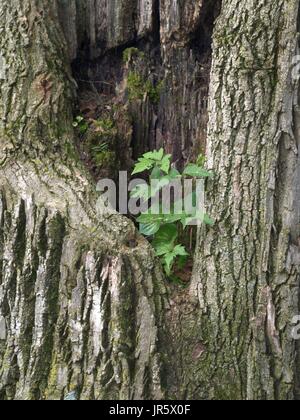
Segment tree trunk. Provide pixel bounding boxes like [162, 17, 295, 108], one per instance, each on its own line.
[0, 0, 300, 401]
[0, 0, 168, 400]
[191, 0, 300, 400]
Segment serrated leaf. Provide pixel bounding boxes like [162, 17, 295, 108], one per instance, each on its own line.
[132, 158, 154, 175]
[159, 155, 171, 174]
[161, 244, 189, 276]
[154, 224, 178, 244]
[152, 224, 178, 257]
[173, 245, 189, 257]
[164, 252, 177, 274]
[143, 148, 164, 161]
[183, 164, 213, 178]
[154, 243, 174, 257]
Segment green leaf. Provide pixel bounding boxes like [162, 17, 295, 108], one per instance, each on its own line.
[168, 168, 181, 179]
[143, 203, 183, 224]
[132, 158, 155, 175]
[139, 222, 161, 236]
[195, 212, 214, 226]
[173, 245, 189, 257]
[180, 214, 190, 228]
[154, 224, 178, 244]
[73, 116, 87, 132]
[154, 243, 174, 257]
[159, 155, 171, 174]
[150, 166, 162, 180]
[79, 124, 88, 134]
[161, 244, 189, 276]
[137, 213, 162, 224]
[177, 255, 188, 270]
[183, 164, 213, 178]
[152, 224, 178, 256]
[183, 212, 214, 226]
[143, 148, 164, 161]
[202, 213, 214, 226]
[163, 213, 183, 224]
[196, 154, 206, 167]
[164, 253, 176, 274]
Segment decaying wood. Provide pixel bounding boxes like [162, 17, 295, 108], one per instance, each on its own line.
[192, 0, 300, 399]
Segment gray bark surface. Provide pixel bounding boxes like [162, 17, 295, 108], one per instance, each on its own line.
[0, 0, 300, 400]
[192, 0, 300, 400]
[0, 0, 167, 400]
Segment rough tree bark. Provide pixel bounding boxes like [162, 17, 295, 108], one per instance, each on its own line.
[0, 0, 300, 401]
[0, 0, 168, 400]
[191, 0, 300, 400]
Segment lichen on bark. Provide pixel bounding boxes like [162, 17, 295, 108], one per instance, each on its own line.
[1, 0, 300, 401]
[191, 0, 300, 400]
[0, 0, 168, 400]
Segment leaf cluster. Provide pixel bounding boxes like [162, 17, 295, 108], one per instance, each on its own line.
[131, 149, 214, 279]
